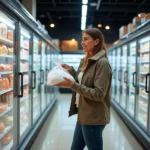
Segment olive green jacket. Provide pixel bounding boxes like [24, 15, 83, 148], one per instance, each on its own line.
[69, 50, 112, 125]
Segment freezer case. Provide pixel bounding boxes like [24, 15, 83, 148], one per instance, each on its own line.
[127, 41, 136, 117]
[32, 36, 41, 124]
[46, 46, 51, 105]
[41, 42, 47, 112]
[19, 26, 32, 141]
[120, 45, 127, 109]
[115, 48, 121, 103]
[0, 10, 15, 150]
[137, 36, 150, 129]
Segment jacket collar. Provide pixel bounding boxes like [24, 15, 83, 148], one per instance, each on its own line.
[88, 50, 106, 61]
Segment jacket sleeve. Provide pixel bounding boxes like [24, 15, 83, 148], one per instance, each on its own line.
[69, 59, 83, 79]
[68, 67, 77, 79]
[71, 59, 112, 102]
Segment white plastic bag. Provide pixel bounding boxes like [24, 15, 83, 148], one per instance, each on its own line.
[47, 64, 75, 85]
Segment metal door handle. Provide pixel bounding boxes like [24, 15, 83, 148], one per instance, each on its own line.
[18, 73, 23, 97]
[145, 73, 150, 93]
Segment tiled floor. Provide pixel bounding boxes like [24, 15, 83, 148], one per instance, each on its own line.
[30, 94, 144, 150]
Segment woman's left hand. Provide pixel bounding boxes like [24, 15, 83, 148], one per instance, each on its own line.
[54, 77, 73, 88]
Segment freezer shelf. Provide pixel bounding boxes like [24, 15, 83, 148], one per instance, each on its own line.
[0, 37, 13, 46]
[0, 106, 13, 117]
[0, 125, 13, 139]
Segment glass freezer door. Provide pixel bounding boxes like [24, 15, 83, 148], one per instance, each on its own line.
[137, 36, 150, 129]
[0, 11, 15, 150]
[127, 41, 136, 117]
[46, 46, 51, 105]
[115, 48, 121, 103]
[112, 50, 116, 100]
[32, 36, 41, 124]
[19, 26, 31, 140]
[120, 45, 127, 109]
[41, 42, 46, 112]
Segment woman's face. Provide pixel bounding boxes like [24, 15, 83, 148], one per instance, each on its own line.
[81, 32, 96, 53]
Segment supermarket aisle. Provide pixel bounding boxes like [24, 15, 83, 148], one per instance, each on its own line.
[30, 94, 143, 150]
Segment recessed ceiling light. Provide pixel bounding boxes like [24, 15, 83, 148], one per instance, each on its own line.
[90, 2, 97, 7]
[105, 26, 110, 30]
[50, 23, 55, 28]
[98, 24, 102, 28]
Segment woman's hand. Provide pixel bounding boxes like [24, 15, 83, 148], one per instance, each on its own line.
[61, 64, 72, 72]
[54, 77, 73, 88]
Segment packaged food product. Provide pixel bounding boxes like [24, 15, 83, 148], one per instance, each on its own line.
[5, 92, 13, 106]
[0, 45, 8, 55]
[8, 47, 13, 55]
[0, 77, 3, 91]
[0, 120, 5, 133]
[0, 103, 8, 112]
[8, 74, 13, 88]
[2, 115, 13, 126]
[1, 133, 12, 145]
[7, 29, 13, 41]
[0, 23, 7, 39]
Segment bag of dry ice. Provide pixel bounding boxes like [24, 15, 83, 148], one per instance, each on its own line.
[47, 64, 75, 85]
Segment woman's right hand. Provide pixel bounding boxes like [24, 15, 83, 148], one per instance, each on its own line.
[61, 64, 72, 72]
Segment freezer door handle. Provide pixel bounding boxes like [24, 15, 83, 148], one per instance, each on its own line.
[113, 69, 116, 79]
[32, 71, 36, 89]
[132, 72, 136, 87]
[124, 71, 128, 83]
[118, 70, 121, 81]
[40, 70, 44, 84]
[18, 72, 23, 97]
[145, 73, 150, 93]
[46, 69, 49, 80]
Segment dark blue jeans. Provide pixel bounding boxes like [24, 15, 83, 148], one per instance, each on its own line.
[71, 123, 105, 150]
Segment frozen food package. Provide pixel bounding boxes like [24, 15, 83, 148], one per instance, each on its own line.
[47, 64, 75, 85]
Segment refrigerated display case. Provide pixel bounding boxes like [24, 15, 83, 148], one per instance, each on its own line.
[61, 52, 84, 71]
[0, 10, 15, 150]
[121, 45, 127, 109]
[127, 41, 136, 117]
[137, 36, 150, 129]
[59, 52, 84, 93]
[111, 50, 116, 101]
[0, 1, 60, 149]
[108, 22, 150, 149]
[41, 42, 47, 112]
[46, 46, 51, 105]
[32, 35, 41, 124]
[19, 26, 32, 141]
[115, 48, 121, 103]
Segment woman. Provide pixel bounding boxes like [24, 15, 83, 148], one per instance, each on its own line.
[55, 28, 112, 150]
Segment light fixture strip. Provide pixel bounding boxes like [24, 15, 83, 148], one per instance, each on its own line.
[82, 0, 88, 4]
[81, 4, 88, 30]
[82, 5, 87, 16]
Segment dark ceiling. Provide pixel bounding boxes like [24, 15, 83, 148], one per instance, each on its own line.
[36, 0, 149, 28]
[20, 0, 150, 44]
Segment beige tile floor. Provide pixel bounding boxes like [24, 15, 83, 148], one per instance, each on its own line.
[30, 94, 144, 150]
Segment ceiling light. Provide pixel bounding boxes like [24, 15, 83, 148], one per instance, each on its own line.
[50, 23, 55, 28]
[98, 24, 102, 28]
[90, 2, 97, 6]
[105, 26, 110, 30]
[81, 16, 86, 24]
[82, 5, 87, 16]
[82, 0, 88, 4]
[81, 24, 86, 30]
[71, 39, 76, 42]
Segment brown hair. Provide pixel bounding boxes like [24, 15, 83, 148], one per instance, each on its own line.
[81, 28, 107, 72]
